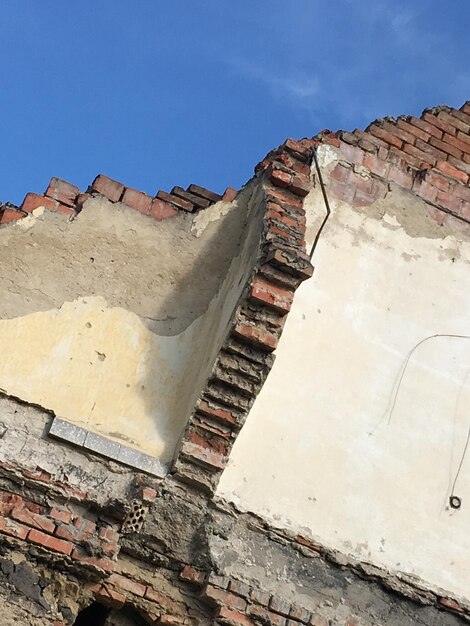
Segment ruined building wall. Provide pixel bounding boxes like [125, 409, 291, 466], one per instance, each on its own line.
[218, 124, 470, 600]
[0, 102, 470, 626]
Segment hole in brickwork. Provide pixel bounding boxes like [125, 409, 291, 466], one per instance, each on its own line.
[121, 499, 147, 534]
[73, 602, 110, 626]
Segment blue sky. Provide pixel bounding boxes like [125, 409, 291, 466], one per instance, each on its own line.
[0, 1, 469, 205]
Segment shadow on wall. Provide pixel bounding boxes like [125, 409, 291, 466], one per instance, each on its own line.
[0, 183, 264, 465]
[138, 182, 264, 463]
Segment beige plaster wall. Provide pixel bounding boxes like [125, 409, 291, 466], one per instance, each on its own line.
[217, 151, 470, 600]
[0, 187, 264, 461]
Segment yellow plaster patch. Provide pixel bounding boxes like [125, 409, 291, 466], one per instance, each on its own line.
[0, 296, 184, 460]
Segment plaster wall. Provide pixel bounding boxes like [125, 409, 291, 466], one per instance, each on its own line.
[218, 154, 470, 600]
[0, 187, 264, 462]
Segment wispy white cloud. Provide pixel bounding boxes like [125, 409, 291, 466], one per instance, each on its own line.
[228, 57, 322, 121]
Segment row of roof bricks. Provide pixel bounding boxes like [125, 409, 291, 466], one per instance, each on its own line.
[315, 101, 470, 225]
[0, 173, 237, 226]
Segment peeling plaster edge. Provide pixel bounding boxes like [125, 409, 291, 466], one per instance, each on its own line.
[48, 417, 168, 478]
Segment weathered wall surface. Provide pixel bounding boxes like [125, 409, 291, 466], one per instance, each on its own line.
[0, 190, 263, 461]
[218, 143, 470, 601]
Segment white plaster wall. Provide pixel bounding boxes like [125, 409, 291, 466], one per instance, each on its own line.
[217, 179, 470, 600]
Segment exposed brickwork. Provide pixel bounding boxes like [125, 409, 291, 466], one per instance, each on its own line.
[1, 172, 236, 227]
[173, 137, 314, 492]
[313, 102, 470, 232]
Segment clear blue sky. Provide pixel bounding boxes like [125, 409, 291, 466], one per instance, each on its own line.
[1, 1, 469, 205]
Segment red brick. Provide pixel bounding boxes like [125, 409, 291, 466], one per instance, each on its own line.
[20, 193, 74, 216]
[328, 179, 355, 204]
[422, 112, 457, 136]
[21, 192, 57, 213]
[206, 585, 247, 611]
[381, 121, 416, 146]
[197, 400, 238, 426]
[338, 142, 364, 165]
[387, 166, 413, 189]
[397, 118, 431, 143]
[122, 187, 153, 214]
[109, 573, 146, 597]
[456, 130, 470, 146]
[171, 186, 211, 208]
[408, 116, 442, 140]
[24, 501, 44, 515]
[11, 507, 55, 534]
[50, 508, 73, 524]
[296, 535, 322, 552]
[289, 604, 311, 624]
[179, 564, 206, 585]
[268, 611, 288, 626]
[440, 132, 470, 155]
[266, 208, 305, 231]
[0, 208, 26, 224]
[402, 143, 437, 167]
[149, 198, 178, 220]
[289, 175, 311, 197]
[45, 177, 79, 207]
[55, 523, 90, 543]
[436, 190, 462, 212]
[92, 174, 124, 202]
[266, 187, 303, 210]
[321, 133, 341, 148]
[139, 487, 157, 503]
[223, 187, 238, 202]
[357, 132, 386, 153]
[367, 124, 403, 149]
[453, 184, 470, 202]
[0, 492, 23, 506]
[28, 528, 73, 555]
[462, 102, 470, 115]
[453, 107, 470, 127]
[144, 587, 177, 611]
[24, 467, 52, 482]
[187, 428, 229, 455]
[180, 441, 226, 470]
[414, 138, 447, 162]
[250, 588, 271, 607]
[363, 154, 389, 177]
[331, 163, 353, 184]
[423, 171, 449, 192]
[72, 549, 115, 572]
[436, 160, 468, 184]
[460, 202, 470, 221]
[267, 164, 293, 189]
[250, 277, 293, 315]
[216, 606, 256, 626]
[156, 190, 193, 211]
[437, 110, 470, 134]
[439, 597, 463, 612]
[413, 180, 437, 203]
[429, 136, 462, 160]
[93, 584, 126, 609]
[0, 517, 29, 540]
[188, 184, 222, 203]
[283, 138, 312, 160]
[233, 323, 279, 352]
[353, 189, 376, 207]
